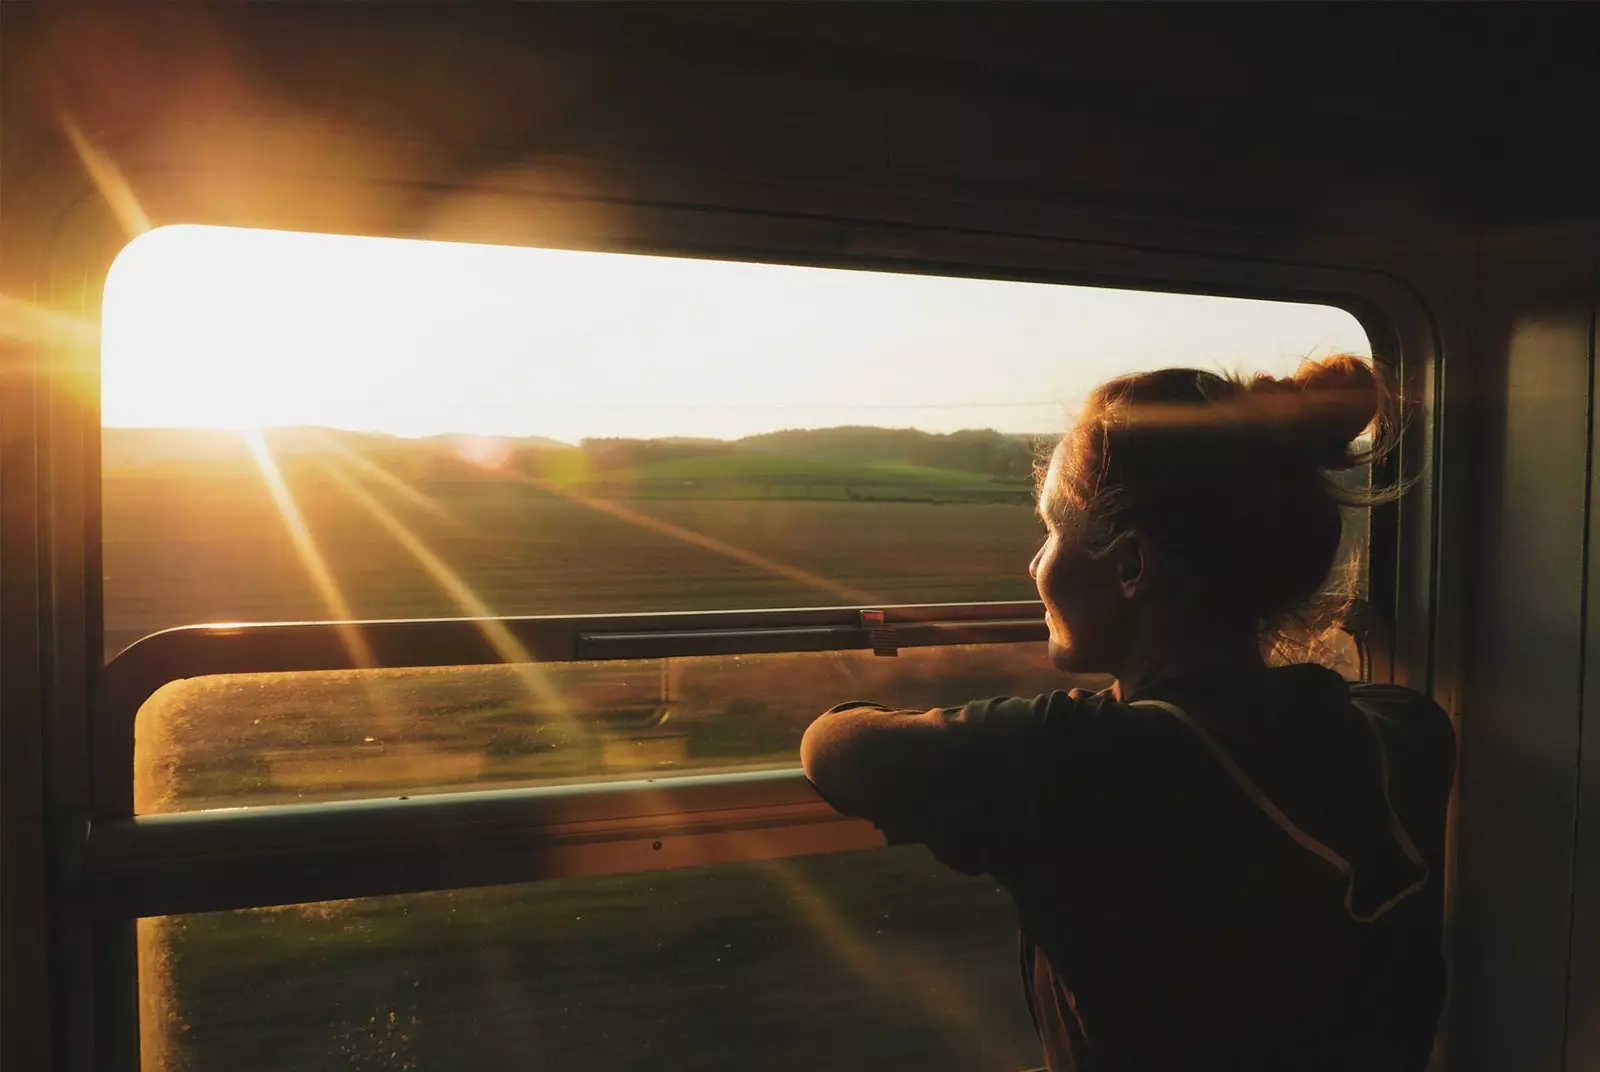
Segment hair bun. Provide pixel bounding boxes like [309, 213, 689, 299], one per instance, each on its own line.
[1279, 354, 1379, 469]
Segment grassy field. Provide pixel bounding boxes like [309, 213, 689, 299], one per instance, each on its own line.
[614, 454, 1018, 497]
[108, 435, 1059, 1069]
[104, 459, 1042, 659]
[146, 848, 1043, 1072]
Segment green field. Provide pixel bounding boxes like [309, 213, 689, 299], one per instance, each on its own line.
[107, 428, 1057, 1070]
[614, 453, 1019, 498]
[103, 442, 1044, 659]
[147, 849, 1042, 1072]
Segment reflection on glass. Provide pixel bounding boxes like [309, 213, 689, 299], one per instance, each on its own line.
[135, 642, 1104, 813]
[140, 847, 1041, 1072]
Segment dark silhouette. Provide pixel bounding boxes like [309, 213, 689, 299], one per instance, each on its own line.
[803, 355, 1453, 1071]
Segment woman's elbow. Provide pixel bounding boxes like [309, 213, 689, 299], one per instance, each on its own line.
[802, 703, 911, 810]
[801, 709, 870, 806]
[799, 713, 840, 789]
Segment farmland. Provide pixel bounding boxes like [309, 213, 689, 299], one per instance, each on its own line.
[110, 426, 1061, 1070]
[146, 848, 1042, 1072]
[103, 426, 1045, 659]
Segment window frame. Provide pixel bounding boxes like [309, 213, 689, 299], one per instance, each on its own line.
[24, 179, 1443, 1072]
[86, 597, 1386, 921]
[94, 600, 1049, 819]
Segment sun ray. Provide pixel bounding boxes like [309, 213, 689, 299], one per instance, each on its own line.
[256, 389, 982, 1069]
[744, 848, 1013, 1065]
[305, 430, 470, 531]
[316, 459, 576, 726]
[60, 112, 152, 239]
[0, 293, 100, 349]
[243, 429, 412, 747]
[244, 431, 363, 635]
[502, 471, 883, 607]
[251, 438, 995, 1057]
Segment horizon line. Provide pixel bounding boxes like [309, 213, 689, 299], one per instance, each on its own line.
[101, 422, 1062, 446]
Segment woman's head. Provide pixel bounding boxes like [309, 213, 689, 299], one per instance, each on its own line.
[1030, 353, 1397, 674]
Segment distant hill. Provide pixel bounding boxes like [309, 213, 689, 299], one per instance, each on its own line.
[411, 431, 573, 453]
[738, 426, 1040, 481]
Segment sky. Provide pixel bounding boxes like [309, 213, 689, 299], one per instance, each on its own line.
[101, 224, 1371, 443]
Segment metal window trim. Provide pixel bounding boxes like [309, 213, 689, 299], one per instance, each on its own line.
[94, 600, 1049, 819]
[79, 768, 886, 919]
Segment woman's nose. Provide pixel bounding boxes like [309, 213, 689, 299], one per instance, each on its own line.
[1029, 546, 1043, 581]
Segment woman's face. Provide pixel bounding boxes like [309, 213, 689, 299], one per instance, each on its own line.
[1030, 441, 1134, 673]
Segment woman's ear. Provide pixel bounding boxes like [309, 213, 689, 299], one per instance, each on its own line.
[1114, 531, 1150, 600]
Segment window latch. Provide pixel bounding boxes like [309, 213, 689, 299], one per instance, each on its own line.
[860, 610, 899, 658]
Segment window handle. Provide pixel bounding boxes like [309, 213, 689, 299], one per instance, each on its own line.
[860, 610, 899, 657]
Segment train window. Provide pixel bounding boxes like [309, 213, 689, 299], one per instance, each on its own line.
[101, 225, 1372, 659]
[139, 847, 1038, 1071]
[101, 225, 1378, 1071]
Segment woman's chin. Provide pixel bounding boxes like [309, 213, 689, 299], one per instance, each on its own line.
[1049, 641, 1111, 676]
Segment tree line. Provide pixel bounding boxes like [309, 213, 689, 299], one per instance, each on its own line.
[579, 426, 1044, 482]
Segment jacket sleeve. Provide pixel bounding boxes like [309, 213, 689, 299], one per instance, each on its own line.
[799, 692, 1066, 875]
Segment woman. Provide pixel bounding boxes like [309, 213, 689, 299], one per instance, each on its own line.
[800, 355, 1453, 1071]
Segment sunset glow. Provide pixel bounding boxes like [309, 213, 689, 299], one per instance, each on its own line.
[101, 225, 1370, 442]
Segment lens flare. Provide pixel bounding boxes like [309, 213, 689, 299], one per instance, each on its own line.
[450, 434, 515, 472]
[317, 459, 575, 726]
[136, 432, 420, 811]
[61, 112, 151, 238]
[243, 430, 363, 642]
[746, 847, 1014, 1064]
[501, 470, 883, 607]
[307, 431, 469, 531]
[0, 293, 100, 349]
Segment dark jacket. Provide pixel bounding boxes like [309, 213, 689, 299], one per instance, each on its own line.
[801, 664, 1455, 1071]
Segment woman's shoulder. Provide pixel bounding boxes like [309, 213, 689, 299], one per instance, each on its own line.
[936, 688, 1192, 762]
[997, 686, 1227, 761]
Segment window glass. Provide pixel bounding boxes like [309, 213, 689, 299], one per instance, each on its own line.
[141, 848, 1041, 1072]
[135, 642, 1100, 813]
[102, 226, 1372, 660]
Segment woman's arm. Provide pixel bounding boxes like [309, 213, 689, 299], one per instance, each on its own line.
[802, 702, 958, 819]
[800, 694, 1062, 874]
